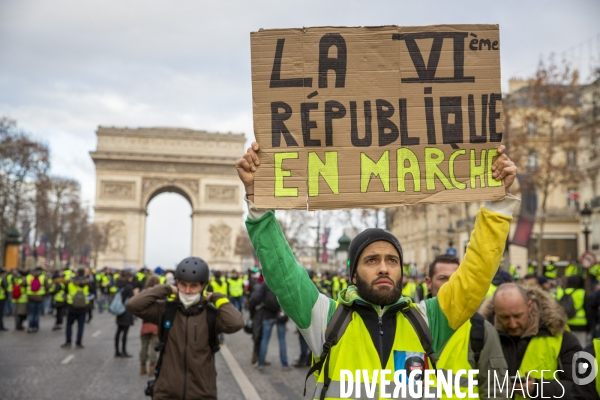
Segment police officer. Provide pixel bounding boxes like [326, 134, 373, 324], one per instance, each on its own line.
[236, 142, 518, 399]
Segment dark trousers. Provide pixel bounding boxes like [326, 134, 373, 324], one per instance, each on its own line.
[66, 311, 86, 345]
[0, 299, 5, 329]
[55, 306, 66, 326]
[87, 301, 93, 322]
[115, 325, 130, 353]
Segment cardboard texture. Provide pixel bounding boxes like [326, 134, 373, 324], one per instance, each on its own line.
[250, 25, 505, 210]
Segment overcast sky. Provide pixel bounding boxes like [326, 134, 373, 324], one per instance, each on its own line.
[1, 0, 599, 268]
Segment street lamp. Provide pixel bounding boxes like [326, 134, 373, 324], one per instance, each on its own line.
[580, 203, 592, 252]
[336, 233, 351, 273]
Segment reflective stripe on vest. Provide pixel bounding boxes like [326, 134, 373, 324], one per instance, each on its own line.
[313, 303, 432, 400]
[66, 282, 90, 306]
[435, 320, 479, 399]
[565, 288, 587, 327]
[26, 274, 46, 296]
[515, 334, 563, 400]
[227, 278, 244, 297]
[593, 339, 600, 396]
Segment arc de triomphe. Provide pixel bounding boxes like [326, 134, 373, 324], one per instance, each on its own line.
[90, 126, 246, 270]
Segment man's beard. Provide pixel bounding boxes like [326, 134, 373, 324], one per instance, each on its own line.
[354, 274, 402, 306]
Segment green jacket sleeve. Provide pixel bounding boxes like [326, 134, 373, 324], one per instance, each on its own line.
[246, 210, 321, 329]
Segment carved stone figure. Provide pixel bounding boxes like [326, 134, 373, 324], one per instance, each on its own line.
[209, 222, 232, 258]
[107, 220, 127, 255]
[101, 181, 135, 199]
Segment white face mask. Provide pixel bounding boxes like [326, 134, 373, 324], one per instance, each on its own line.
[179, 292, 201, 309]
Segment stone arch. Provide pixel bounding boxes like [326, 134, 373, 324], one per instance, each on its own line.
[91, 126, 246, 270]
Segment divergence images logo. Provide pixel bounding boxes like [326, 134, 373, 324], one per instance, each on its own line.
[573, 351, 598, 385]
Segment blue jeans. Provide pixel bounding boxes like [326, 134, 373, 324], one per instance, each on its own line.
[229, 296, 243, 312]
[258, 318, 288, 367]
[27, 301, 44, 329]
[66, 311, 86, 345]
[4, 298, 14, 316]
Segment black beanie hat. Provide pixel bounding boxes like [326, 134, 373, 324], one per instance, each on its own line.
[347, 228, 403, 280]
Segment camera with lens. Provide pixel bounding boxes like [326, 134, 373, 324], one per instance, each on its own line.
[144, 377, 156, 397]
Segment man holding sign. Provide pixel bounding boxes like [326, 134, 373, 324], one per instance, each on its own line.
[240, 25, 519, 399]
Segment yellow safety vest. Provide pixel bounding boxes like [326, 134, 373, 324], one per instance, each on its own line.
[544, 264, 557, 279]
[402, 282, 416, 300]
[26, 274, 46, 296]
[52, 282, 66, 303]
[63, 270, 74, 281]
[515, 335, 563, 400]
[6, 273, 14, 293]
[527, 265, 536, 275]
[331, 277, 341, 300]
[136, 271, 146, 283]
[13, 277, 28, 304]
[210, 278, 228, 296]
[593, 339, 600, 396]
[0, 276, 6, 301]
[110, 274, 119, 293]
[436, 320, 479, 399]
[485, 284, 497, 299]
[227, 278, 244, 297]
[340, 278, 348, 291]
[159, 276, 166, 285]
[562, 288, 587, 327]
[66, 282, 90, 306]
[565, 264, 580, 277]
[313, 303, 433, 400]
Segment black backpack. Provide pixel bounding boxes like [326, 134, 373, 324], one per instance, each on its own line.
[558, 291, 577, 319]
[263, 287, 281, 313]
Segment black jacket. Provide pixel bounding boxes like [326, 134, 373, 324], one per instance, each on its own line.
[115, 279, 134, 326]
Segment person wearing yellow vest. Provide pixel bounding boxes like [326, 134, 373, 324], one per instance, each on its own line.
[49, 271, 68, 330]
[5, 270, 15, 316]
[63, 268, 74, 281]
[565, 262, 581, 277]
[0, 267, 8, 331]
[401, 275, 417, 300]
[426, 254, 509, 399]
[479, 283, 582, 399]
[237, 141, 518, 399]
[207, 271, 228, 296]
[544, 263, 557, 280]
[331, 276, 341, 300]
[556, 276, 590, 347]
[61, 268, 91, 349]
[25, 267, 48, 333]
[227, 271, 244, 311]
[12, 271, 28, 331]
[571, 338, 600, 399]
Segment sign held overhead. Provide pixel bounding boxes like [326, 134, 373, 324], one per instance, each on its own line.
[250, 24, 505, 210]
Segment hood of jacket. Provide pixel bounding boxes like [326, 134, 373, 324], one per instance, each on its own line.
[479, 284, 567, 337]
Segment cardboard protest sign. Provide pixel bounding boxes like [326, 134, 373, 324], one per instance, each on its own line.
[250, 25, 505, 210]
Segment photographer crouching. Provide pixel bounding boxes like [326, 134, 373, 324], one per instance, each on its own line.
[127, 257, 244, 399]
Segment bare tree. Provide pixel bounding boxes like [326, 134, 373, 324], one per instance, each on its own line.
[34, 176, 81, 268]
[505, 55, 584, 274]
[89, 222, 109, 270]
[0, 118, 49, 266]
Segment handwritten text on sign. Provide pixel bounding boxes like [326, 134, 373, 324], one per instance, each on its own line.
[250, 25, 505, 210]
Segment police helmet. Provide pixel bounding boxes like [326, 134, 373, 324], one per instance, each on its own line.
[175, 257, 209, 283]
